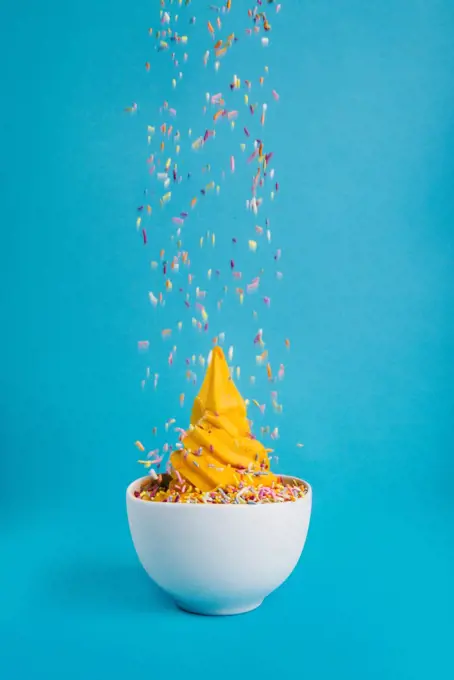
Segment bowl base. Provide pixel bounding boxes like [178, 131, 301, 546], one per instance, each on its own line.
[175, 598, 264, 616]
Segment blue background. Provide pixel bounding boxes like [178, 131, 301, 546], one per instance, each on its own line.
[1, 0, 453, 678]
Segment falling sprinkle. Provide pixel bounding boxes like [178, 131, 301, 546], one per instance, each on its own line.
[130, 2, 296, 489]
[261, 103, 267, 126]
[252, 399, 266, 415]
[253, 329, 263, 345]
[256, 350, 268, 366]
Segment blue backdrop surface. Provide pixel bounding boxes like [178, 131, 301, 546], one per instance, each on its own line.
[1, 1, 453, 678]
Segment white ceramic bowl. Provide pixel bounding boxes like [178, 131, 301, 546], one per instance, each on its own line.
[126, 475, 312, 616]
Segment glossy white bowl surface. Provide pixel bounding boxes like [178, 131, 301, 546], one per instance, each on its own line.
[126, 475, 312, 615]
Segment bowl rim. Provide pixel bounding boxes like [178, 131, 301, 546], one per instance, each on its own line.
[127, 474, 312, 508]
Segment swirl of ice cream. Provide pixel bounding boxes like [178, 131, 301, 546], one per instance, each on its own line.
[170, 346, 277, 492]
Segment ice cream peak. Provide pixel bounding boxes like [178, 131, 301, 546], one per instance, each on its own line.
[170, 346, 277, 492]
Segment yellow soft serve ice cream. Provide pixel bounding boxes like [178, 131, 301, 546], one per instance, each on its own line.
[170, 346, 277, 492]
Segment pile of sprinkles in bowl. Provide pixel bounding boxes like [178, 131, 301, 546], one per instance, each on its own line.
[135, 475, 308, 504]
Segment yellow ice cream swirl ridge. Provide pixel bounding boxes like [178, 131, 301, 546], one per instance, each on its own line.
[170, 346, 277, 492]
